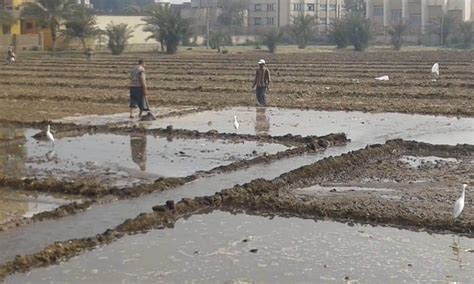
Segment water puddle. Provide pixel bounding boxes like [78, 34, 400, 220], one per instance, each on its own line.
[6, 211, 473, 283]
[138, 107, 474, 145]
[399, 155, 460, 169]
[0, 188, 80, 224]
[55, 107, 199, 126]
[2, 128, 288, 184]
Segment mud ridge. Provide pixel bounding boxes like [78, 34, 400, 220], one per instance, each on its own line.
[0, 201, 95, 232]
[1, 139, 471, 281]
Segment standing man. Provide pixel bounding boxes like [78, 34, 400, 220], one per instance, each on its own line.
[6, 46, 16, 64]
[129, 59, 148, 118]
[252, 59, 271, 107]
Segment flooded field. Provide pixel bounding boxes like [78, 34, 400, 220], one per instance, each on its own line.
[0, 51, 473, 282]
[0, 188, 80, 225]
[6, 211, 474, 283]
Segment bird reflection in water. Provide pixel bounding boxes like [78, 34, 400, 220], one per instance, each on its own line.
[130, 133, 147, 171]
[450, 236, 464, 268]
[255, 107, 270, 136]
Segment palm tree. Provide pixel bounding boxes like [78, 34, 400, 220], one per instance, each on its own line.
[346, 13, 372, 51]
[330, 18, 349, 49]
[386, 19, 409, 51]
[429, 13, 456, 46]
[288, 13, 315, 49]
[21, 0, 76, 52]
[262, 28, 283, 53]
[63, 5, 99, 52]
[142, 4, 191, 54]
[209, 30, 231, 53]
[458, 21, 473, 49]
[105, 23, 133, 55]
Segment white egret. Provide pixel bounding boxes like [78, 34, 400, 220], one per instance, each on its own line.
[431, 63, 439, 76]
[46, 124, 55, 148]
[233, 115, 239, 130]
[453, 184, 467, 218]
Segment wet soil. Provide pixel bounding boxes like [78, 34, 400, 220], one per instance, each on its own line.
[1, 126, 347, 197]
[1, 140, 472, 280]
[0, 188, 89, 232]
[0, 51, 473, 124]
[7, 211, 472, 283]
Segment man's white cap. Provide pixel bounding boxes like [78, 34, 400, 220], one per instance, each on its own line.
[258, 59, 266, 65]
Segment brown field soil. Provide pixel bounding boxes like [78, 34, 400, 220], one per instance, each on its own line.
[0, 50, 473, 124]
[1, 140, 472, 280]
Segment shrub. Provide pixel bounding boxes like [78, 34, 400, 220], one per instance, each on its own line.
[105, 23, 133, 55]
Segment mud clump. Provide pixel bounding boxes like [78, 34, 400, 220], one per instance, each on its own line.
[1, 139, 472, 280]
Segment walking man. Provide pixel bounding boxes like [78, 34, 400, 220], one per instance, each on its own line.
[6, 46, 16, 64]
[252, 59, 271, 107]
[129, 59, 148, 118]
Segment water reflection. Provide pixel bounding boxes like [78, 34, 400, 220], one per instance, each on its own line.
[255, 107, 270, 136]
[0, 190, 28, 225]
[0, 125, 27, 176]
[130, 133, 147, 171]
[450, 236, 470, 269]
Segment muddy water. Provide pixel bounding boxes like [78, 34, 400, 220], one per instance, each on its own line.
[1, 109, 472, 264]
[56, 107, 199, 126]
[7, 211, 474, 283]
[150, 107, 474, 145]
[0, 149, 340, 264]
[0, 188, 78, 224]
[9, 129, 288, 180]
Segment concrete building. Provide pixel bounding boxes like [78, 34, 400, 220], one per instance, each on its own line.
[365, 0, 472, 36]
[247, 0, 345, 34]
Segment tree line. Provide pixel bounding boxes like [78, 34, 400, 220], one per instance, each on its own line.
[0, 0, 472, 55]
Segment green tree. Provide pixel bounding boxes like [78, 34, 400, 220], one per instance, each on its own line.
[63, 5, 99, 52]
[288, 13, 315, 49]
[209, 30, 231, 53]
[21, 0, 76, 52]
[330, 18, 349, 49]
[105, 22, 133, 55]
[458, 21, 473, 49]
[346, 13, 372, 51]
[142, 4, 191, 54]
[386, 19, 409, 51]
[429, 14, 457, 46]
[262, 28, 283, 53]
[0, 7, 15, 27]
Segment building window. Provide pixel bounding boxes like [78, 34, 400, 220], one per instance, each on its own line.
[254, 4, 262, 12]
[293, 3, 303, 11]
[4, 0, 13, 9]
[409, 14, 421, 27]
[320, 4, 327, 11]
[319, 18, 327, 25]
[307, 4, 315, 11]
[2, 24, 11, 34]
[26, 22, 34, 29]
[391, 10, 402, 23]
[254, 17, 262, 26]
[266, 4, 274, 11]
[374, 6, 384, 17]
[266, 17, 274, 25]
[329, 4, 336, 11]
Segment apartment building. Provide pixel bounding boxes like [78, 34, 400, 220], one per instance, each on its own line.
[248, 0, 345, 34]
[366, 0, 472, 35]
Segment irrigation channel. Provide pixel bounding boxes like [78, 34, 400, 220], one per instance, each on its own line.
[1, 107, 473, 282]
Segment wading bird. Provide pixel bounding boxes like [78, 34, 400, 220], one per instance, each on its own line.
[432, 63, 440, 76]
[46, 124, 55, 148]
[233, 116, 239, 130]
[453, 184, 467, 218]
